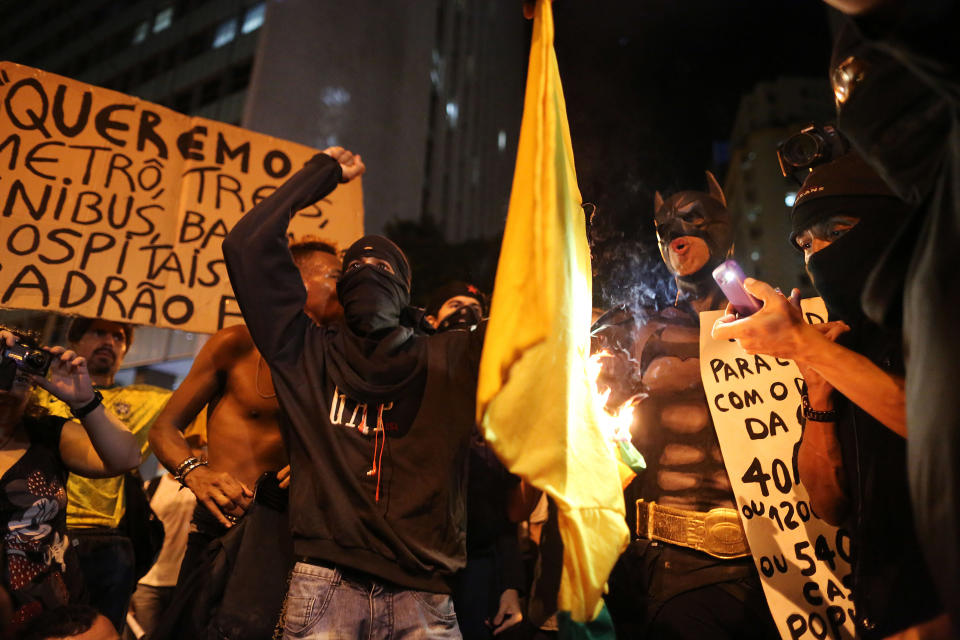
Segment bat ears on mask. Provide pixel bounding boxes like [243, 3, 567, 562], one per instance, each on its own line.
[705, 171, 726, 208]
[653, 171, 727, 215]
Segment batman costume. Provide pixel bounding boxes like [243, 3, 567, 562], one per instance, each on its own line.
[597, 175, 778, 639]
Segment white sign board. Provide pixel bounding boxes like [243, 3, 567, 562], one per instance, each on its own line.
[700, 299, 857, 640]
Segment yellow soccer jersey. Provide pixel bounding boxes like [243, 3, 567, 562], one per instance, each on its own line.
[34, 384, 171, 529]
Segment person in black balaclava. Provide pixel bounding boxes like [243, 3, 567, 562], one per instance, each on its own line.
[424, 282, 525, 639]
[222, 148, 485, 639]
[424, 282, 488, 332]
[713, 151, 946, 638]
[596, 174, 779, 640]
[337, 235, 413, 337]
[821, 4, 960, 633]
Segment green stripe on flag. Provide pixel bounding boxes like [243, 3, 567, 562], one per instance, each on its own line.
[557, 604, 618, 640]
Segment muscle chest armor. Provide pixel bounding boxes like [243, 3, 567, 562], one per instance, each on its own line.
[599, 304, 734, 516]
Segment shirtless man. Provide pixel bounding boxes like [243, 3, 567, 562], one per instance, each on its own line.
[148, 237, 342, 565]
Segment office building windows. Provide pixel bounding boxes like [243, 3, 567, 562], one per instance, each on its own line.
[213, 17, 238, 48]
[153, 6, 173, 33]
[242, 2, 265, 34]
[132, 20, 149, 44]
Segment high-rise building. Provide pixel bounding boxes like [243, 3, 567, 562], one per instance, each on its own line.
[723, 77, 835, 295]
[1, 0, 527, 239]
[244, 0, 527, 240]
[0, 0, 266, 126]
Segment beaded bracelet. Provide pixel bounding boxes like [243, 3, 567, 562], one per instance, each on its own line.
[174, 456, 207, 486]
[802, 393, 837, 423]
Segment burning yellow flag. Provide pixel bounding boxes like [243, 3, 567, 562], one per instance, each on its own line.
[476, 0, 629, 626]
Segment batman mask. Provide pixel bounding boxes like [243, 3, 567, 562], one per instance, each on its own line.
[654, 171, 733, 299]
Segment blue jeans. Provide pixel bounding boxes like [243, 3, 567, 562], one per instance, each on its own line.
[281, 562, 462, 639]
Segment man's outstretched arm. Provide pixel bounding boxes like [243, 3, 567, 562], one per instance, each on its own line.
[222, 147, 365, 363]
[712, 278, 906, 437]
[149, 325, 252, 528]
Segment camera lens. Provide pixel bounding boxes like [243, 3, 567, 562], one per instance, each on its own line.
[780, 132, 821, 169]
[25, 352, 46, 368]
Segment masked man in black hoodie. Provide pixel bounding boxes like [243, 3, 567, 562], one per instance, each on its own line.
[222, 148, 482, 639]
[423, 282, 525, 639]
[712, 151, 947, 639]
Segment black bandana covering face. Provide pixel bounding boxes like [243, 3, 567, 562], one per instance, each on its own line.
[435, 304, 482, 332]
[337, 265, 410, 336]
[789, 152, 910, 327]
[806, 221, 873, 327]
[654, 180, 733, 299]
[802, 196, 906, 327]
[336, 235, 412, 337]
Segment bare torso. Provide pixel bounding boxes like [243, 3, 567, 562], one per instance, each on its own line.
[204, 328, 287, 490]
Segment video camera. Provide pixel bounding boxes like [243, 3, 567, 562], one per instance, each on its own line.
[0, 330, 52, 391]
[777, 123, 849, 186]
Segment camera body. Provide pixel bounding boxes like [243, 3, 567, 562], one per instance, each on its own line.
[0, 338, 52, 391]
[777, 123, 849, 186]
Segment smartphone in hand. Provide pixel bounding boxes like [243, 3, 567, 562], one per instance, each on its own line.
[712, 260, 762, 316]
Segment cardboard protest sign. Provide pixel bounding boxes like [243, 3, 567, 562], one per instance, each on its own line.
[0, 61, 363, 334]
[699, 299, 857, 640]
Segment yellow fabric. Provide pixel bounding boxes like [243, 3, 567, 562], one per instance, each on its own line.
[34, 385, 170, 529]
[183, 403, 207, 446]
[475, 0, 628, 622]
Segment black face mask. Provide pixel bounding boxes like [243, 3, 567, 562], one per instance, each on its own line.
[336, 265, 410, 337]
[806, 234, 874, 328]
[801, 196, 907, 327]
[436, 305, 482, 332]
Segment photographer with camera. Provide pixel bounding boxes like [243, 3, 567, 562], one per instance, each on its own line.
[711, 150, 947, 639]
[0, 328, 140, 629]
[32, 319, 170, 632]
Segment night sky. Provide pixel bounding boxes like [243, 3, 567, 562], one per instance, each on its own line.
[546, 0, 834, 305]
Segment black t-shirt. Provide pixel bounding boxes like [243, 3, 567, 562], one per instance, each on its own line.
[1, 413, 84, 625]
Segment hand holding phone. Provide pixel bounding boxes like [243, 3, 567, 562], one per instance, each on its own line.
[712, 260, 762, 316]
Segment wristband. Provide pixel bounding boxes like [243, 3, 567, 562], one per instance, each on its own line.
[802, 393, 837, 423]
[71, 390, 104, 420]
[174, 456, 208, 486]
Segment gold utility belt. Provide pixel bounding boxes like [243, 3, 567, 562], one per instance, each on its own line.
[635, 499, 750, 559]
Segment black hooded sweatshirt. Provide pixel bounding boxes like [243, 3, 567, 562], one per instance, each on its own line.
[222, 153, 482, 593]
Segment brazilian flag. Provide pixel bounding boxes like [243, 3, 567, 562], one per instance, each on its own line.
[476, 0, 629, 637]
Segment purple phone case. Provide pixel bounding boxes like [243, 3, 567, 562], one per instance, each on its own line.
[712, 260, 762, 316]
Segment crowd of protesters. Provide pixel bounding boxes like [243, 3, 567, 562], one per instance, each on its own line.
[2, 0, 959, 638]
